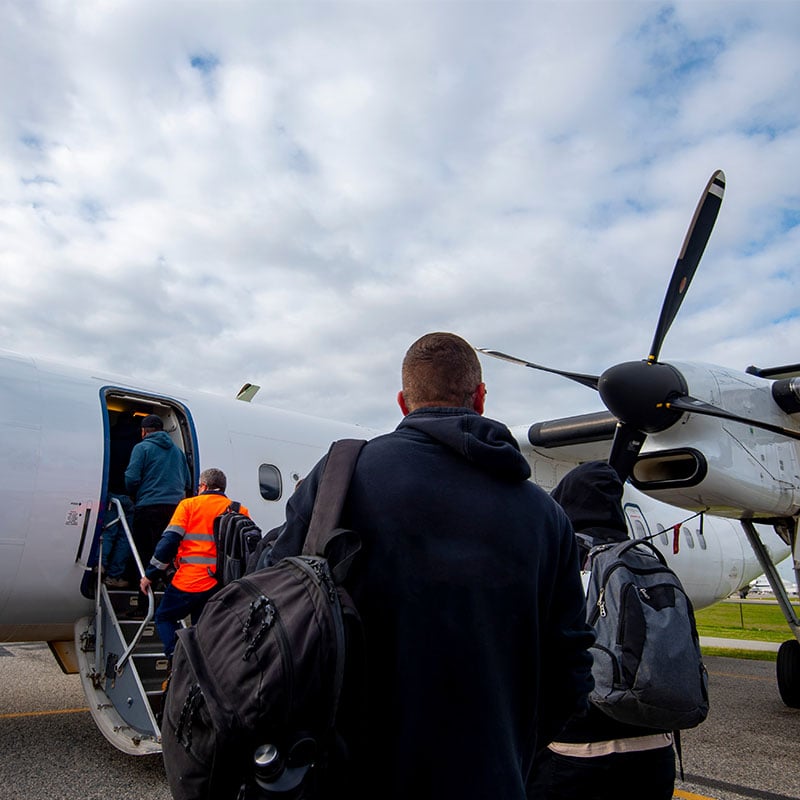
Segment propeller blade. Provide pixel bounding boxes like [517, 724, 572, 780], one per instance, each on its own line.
[648, 170, 726, 363]
[667, 395, 800, 442]
[477, 349, 600, 390]
[607, 422, 647, 483]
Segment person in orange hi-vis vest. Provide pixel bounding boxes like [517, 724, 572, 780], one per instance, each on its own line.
[140, 467, 250, 664]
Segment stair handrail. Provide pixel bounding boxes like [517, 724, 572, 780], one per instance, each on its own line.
[104, 496, 156, 674]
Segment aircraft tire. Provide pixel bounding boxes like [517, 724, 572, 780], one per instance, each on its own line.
[776, 639, 800, 707]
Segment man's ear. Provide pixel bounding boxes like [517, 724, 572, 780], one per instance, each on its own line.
[397, 390, 411, 416]
[472, 383, 486, 415]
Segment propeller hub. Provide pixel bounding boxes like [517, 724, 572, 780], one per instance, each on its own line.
[598, 361, 687, 433]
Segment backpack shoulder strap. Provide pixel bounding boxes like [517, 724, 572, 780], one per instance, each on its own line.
[616, 536, 669, 567]
[214, 501, 240, 534]
[303, 439, 367, 558]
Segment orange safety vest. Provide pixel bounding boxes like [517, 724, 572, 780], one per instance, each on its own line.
[166, 492, 251, 593]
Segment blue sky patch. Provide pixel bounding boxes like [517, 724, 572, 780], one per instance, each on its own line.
[190, 54, 219, 74]
[773, 308, 800, 324]
[20, 134, 43, 150]
[633, 6, 726, 101]
[22, 175, 56, 186]
[780, 209, 800, 232]
[79, 198, 108, 223]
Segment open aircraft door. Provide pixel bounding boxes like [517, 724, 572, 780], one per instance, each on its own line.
[72, 386, 199, 755]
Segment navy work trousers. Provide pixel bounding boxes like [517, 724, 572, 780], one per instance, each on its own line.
[154, 583, 218, 658]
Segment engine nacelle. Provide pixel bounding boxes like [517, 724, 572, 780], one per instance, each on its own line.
[631, 445, 800, 521]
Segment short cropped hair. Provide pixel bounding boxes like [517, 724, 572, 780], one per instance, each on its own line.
[199, 468, 227, 492]
[401, 332, 482, 410]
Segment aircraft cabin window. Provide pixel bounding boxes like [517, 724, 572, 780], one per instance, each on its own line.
[697, 527, 707, 550]
[259, 464, 282, 501]
[632, 519, 647, 539]
[656, 523, 669, 546]
[682, 525, 695, 549]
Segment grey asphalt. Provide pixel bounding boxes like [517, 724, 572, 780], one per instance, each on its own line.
[1, 641, 799, 800]
[0, 642, 170, 800]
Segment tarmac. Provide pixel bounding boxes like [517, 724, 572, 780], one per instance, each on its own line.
[3, 641, 800, 800]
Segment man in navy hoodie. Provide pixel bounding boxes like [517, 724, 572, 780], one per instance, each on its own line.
[268, 332, 594, 800]
[125, 414, 192, 569]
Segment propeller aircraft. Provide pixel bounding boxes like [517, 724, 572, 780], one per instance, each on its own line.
[0, 169, 798, 756]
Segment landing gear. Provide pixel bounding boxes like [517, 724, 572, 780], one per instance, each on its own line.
[777, 640, 800, 708]
[740, 520, 800, 707]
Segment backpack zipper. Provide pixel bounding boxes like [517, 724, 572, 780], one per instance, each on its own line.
[238, 577, 296, 719]
[291, 556, 348, 731]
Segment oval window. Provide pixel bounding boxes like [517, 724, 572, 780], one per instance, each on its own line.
[697, 527, 707, 551]
[682, 525, 695, 549]
[656, 523, 669, 546]
[259, 464, 282, 501]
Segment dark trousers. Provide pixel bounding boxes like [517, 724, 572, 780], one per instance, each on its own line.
[527, 745, 675, 800]
[132, 503, 177, 568]
[154, 583, 218, 658]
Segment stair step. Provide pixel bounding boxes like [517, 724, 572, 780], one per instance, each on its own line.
[146, 689, 166, 720]
[118, 620, 163, 653]
[133, 652, 172, 693]
[106, 588, 164, 619]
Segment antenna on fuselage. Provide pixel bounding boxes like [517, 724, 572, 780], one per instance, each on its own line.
[236, 383, 261, 402]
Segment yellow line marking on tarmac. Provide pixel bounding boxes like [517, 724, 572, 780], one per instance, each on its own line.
[0, 708, 88, 719]
[674, 790, 718, 800]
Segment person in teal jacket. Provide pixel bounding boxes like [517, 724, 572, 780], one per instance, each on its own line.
[125, 414, 192, 569]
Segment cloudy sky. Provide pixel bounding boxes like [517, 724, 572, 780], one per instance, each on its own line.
[1, 1, 798, 433]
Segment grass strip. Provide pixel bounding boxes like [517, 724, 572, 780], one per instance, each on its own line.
[700, 646, 776, 662]
[695, 600, 798, 644]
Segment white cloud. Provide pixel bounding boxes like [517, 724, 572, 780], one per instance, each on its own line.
[0, 0, 798, 432]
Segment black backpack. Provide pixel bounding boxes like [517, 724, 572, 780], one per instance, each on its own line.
[583, 537, 709, 731]
[212, 501, 263, 586]
[161, 439, 367, 800]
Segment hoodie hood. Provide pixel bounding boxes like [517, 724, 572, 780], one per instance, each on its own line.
[399, 407, 531, 482]
[550, 460, 628, 539]
[144, 430, 175, 450]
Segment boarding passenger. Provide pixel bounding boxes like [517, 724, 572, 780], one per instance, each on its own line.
[102, 493, 135, 588]
[268, 332, 595, 800]
[125, 413, 192, 569]
[140, 468, 250, 662]
[527, 460, 676, 800]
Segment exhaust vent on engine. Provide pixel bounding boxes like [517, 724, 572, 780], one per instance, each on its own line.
[631, 448, 708, 490]
[772, 377, 800, 415]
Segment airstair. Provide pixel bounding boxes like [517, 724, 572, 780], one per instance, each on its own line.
[74, 498, 169, 755]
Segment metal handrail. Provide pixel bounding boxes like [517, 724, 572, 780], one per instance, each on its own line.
[102, 496, 156, 674]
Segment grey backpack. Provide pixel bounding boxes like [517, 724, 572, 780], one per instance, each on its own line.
[584, 537, 709, 730]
